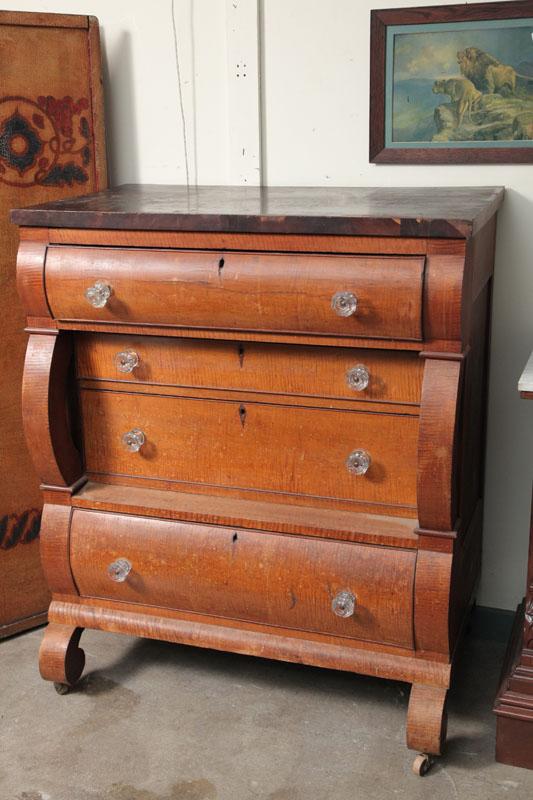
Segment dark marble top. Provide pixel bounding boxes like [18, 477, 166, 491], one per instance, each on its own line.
[11, 184, 505, 239]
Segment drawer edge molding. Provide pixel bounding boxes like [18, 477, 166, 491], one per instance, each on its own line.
[48, 600, 451, 688]
[44, 228, 467, 253]
[61, 321, 432, 350]
[71, 481, 420, 548]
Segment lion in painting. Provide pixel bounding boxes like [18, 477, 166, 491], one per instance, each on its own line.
[457, 47, 516, 95]
[432, 77, 482, 125]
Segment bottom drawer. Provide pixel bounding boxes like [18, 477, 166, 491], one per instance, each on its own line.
[70, 509, 416, 648]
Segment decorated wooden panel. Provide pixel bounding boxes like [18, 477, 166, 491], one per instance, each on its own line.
[0, 10, 107, 638]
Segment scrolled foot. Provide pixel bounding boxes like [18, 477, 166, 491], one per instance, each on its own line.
[39, 623, 86, 690]
[406, 684, 448, 756]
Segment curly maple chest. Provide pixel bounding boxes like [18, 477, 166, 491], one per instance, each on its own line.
[13, 184, 503, 771]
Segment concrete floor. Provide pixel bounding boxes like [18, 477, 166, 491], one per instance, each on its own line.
[1, 620, 532, 800]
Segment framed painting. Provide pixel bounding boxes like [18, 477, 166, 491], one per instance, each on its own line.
[370, 1, 533, 163]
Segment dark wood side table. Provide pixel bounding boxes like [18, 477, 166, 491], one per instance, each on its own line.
[494, 350, 533, 769]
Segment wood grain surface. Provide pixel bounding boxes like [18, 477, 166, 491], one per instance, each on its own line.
[70, 509, 416, 648]
[11, 184, 504, 238]
[423, 253, 464, 346]
[49, 598, 451, 688]
[79, 472, 420, 519]
[39, 503, 77, 597]
[72, 481, 419, 548]
[12, 183, 502, 765]
[44, 227, 466, 255]
[417, 358, 462, 531]
[45, 247, 425, 340]
[76, 333, 423, 406]
[414, 548, 453, 657]
[15, 241, 50, 320]
[61, 321, 434, 353]
[79, 389, 419, 512]
[406, 684, 448, 756]
[22, 334, 83, 487]
[0, 9, 106, 635]
[39, 622, 85, 686]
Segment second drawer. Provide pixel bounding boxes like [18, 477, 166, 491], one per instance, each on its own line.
[76, 333, 423, 406]
[80, 389, 419, 511]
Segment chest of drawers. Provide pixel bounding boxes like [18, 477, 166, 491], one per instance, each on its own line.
[13, 185, 503, 774]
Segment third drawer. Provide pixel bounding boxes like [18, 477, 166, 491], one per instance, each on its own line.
[80, 389, 419, 512]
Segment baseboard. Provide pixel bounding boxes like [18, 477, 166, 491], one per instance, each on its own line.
[472, 605, 516, 643]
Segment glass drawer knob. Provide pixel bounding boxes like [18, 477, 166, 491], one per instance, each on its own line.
[85, 280, 112, 308]
[115, 350, 139, 373]
[331, 291, 358, 317]
[107, 558, 132, 583]
[346, 449, 371, 476]
[122, 428, 145, 453]
[346, 364, 370, 391]
[332, 590, 356, 618]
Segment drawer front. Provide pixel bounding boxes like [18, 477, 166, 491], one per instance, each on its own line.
[46, 247, 425, 340]
[80, 390, 418, 509]
[76, 334, 423, 406]
[70, 509, 416, 647]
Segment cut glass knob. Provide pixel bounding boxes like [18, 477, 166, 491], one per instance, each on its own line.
[107, 558, 132, 583]
[331, 291, 358, 317]
[122, 428, 145, 453]
[346, 364, 370, 391]
[346, 449, 371, 476]
[85, 280, 112, 308]
[332, 590, 356, 618]
[115, 350, 140, 373]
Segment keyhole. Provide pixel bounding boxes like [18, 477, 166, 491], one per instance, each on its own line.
[218, 257, 225, 275]
[239, 404, 247, 427]
[238, 343, 245, 367]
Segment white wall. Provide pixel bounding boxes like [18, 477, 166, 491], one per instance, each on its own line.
[3, 0, 532, 610]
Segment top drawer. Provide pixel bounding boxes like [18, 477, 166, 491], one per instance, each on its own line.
[45, 247, 425, 341]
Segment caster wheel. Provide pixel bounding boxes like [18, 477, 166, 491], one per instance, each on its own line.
[53, 682, 70, 695]
[412, 753, 433, 776]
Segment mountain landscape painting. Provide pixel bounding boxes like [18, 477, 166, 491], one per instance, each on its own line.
[389, 19, 533, 145]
